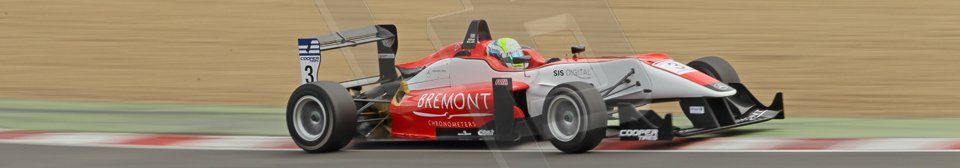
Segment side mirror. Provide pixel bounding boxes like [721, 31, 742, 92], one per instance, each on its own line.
[512, 55, 532, 63]
[510, 55, 532, 70]
[571, 45, 586, 55]
[513, 55, 533, 63]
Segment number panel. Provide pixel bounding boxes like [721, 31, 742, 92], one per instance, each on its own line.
[298, 38, 321, 84]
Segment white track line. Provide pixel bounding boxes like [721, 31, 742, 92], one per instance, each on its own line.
[3, 129, 960, 152]
[5, 132, 140, 145]
[680, 138, 798, 150]
[831, 138, 960, 150]
[171, 136, 290, 149]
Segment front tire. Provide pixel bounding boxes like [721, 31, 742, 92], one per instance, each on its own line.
[543, 82, 607, 153]
[687, 56, 741, 83]
[287, 81, 357, 153]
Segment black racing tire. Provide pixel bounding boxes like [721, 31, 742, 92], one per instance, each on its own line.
[687, 56, 740, 83]
[542, 82, 607, 153]
[286, 81, 357, 153]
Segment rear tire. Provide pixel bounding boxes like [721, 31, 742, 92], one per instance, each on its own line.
[687, 56, 740, 83]
[543, 82, 607, 153]
[287, 81, 357, 153]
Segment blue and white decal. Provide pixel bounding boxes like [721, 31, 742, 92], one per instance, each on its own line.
[298, 38, 321, 84]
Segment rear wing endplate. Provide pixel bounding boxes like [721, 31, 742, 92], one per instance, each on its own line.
[298, 25, 398, 85]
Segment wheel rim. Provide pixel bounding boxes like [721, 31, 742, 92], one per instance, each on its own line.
[547, 93, 583, 142]
[293, 96, 328, 141]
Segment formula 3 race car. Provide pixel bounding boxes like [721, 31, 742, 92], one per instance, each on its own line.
[287, 20, 784, 153]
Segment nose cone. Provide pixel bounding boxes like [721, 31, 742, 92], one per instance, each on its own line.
[645, 61, 737, 99]
[704, 82, 735, 92]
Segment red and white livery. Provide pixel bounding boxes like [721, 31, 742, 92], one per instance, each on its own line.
[286, 20, 784, 153]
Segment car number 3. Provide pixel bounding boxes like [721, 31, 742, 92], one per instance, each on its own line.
[304, 65, 315, 83]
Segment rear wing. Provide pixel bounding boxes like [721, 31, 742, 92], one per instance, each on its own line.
[298, 25, 398, 85]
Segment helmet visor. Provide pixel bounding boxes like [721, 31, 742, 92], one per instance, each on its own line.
[507, 50, 524, 58]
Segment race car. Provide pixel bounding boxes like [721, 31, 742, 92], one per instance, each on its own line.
[288, 20, 784, 153]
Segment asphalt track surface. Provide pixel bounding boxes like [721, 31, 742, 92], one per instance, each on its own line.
[2, 143, 958, 168]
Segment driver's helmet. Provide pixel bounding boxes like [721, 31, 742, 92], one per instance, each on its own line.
[485, 38, 526, 68]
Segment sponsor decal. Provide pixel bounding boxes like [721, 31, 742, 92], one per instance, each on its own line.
[736, 110, 769, 122]
[298, 38, 321, 84]
[299, 56, 320, 62]
[552, 68, 592, 79]
[652, 60, 696, 75]
[298, 39, 320, 57]
[416, 92, 492, 111]
[407, 90, 497, 129]
[427, 120, 479, 128]
[619, 129, 659, 140]
[465, 34, 477, 44]
[477, 129, 495, 136]
[419, 69, 448, 79]
[494, 78, 510, 86]
[379, 53, 395, 59]
[712, 83, 730, 90]
[436, 128, 480, 138]
[457, 130, 473, 136]
[689, 106, 705, 114]
[704, 82, 733, 92]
